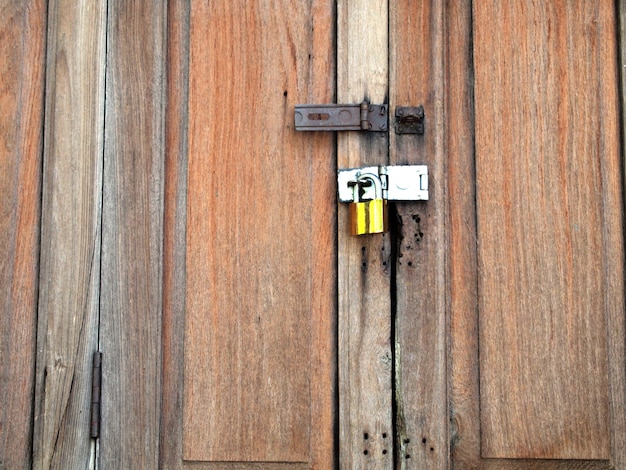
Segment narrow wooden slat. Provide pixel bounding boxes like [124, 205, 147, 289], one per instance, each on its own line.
[446, 0, 480, 467]
[99, 1, 166, 468]
[389, 1, 448, 468]
[0, 2, 47, 468]
[33, 1, 106, 467]
[336, 1, 392, 468]
[160, 0, 190, 468]
[613, 2, 626, 465]
[474, 0, 623, 460]
[183, 1, 335, 464]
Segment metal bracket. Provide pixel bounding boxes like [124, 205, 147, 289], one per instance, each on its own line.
[294, 102, 388, 131]
[338, 165, 428, 202]
[394, 105, 425, 134]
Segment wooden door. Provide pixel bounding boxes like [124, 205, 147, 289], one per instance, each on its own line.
[174, 0, 626, 469]
[2, 1, 626, 469]
[448, 2, 626, 468]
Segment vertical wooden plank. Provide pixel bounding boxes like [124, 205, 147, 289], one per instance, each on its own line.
[473, 0, 624, 461]
[160, 0, 189, 468]
[611, 2, 626, 467]
[0, 2, 47, 468]
[99, 1, 166, 468]
[33, 1, 107, 467]
[183, 0, 335, 465]
[336, 1, 392, 468]
[389, 1, 448, 468]
[447, 0, 480, 467]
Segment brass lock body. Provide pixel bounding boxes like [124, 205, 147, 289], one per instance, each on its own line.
[349, 174, 388, 236]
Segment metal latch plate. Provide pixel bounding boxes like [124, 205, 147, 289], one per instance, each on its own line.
[338, 165, 428, 202]
[294, 102, 388, 131]
[395, 105, 425, 134]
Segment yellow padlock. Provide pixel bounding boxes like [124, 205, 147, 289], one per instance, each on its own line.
[349, 175, 388, 236]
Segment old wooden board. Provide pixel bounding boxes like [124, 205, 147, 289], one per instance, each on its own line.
[389, 1, 448, 467]
[447, 1, 626, 466]
[159, 0, 190, 468]
[183, 1, 335, 466]
[336, 1, 392, 468]
[447, 0, 481, 466]
[0, 2, 47, 468]
[32, 0, 106, 467]
[99, 1, 167, 468]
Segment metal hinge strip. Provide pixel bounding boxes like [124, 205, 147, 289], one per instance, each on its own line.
[294, 102, 388, 131]
[90, 352, 102, 439]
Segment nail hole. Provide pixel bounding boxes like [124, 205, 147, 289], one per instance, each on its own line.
[422, 438, 427, 444]
[363, 450, 368, 455]
[363, 432, 368, 440]
[361, 246, 366, 252]
[406, 454, 411, 459]
[408, 261, 413, 267]
[382, 449, 387, 455]
[430, 447, 434, 452]
[404, 438, 410, 444]
[283, 90, 288, 97]
[382, 433, 387, 438]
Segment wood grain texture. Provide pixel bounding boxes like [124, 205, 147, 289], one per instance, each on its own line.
[184, 1, 335, 464]
[336, 1, 392, 468]
[389, 1, 448, 468]
[159, 0, 189, 468]
[99, 1, 166, 468]
[183, 464, 308, 470]
[447, 0, 480, 467]
[0, 2, 47, 468]
[612, 2, 626, 466]
[473, 0, 625, 461]
[33, 1, 106, 468]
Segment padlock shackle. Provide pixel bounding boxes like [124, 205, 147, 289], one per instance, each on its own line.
[351, 173, 382, 202]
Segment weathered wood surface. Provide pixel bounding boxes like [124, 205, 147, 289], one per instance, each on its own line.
[160, 0, 190, 468]
[0, 2, 47, 468]
[183, 464, 309, 470]
[183, 1, 335, 465]
[469, 0, 625, 465]
[33, 1, 106, 468]
[99, 1, 167, 468]
[389, 1, 447, 468]
[447, 0, 480, 467]
[336, 1, 392, 468]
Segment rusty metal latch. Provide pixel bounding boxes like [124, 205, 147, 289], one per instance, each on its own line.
[294, 102, 388, 132]
[394, 105, 425, 134]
